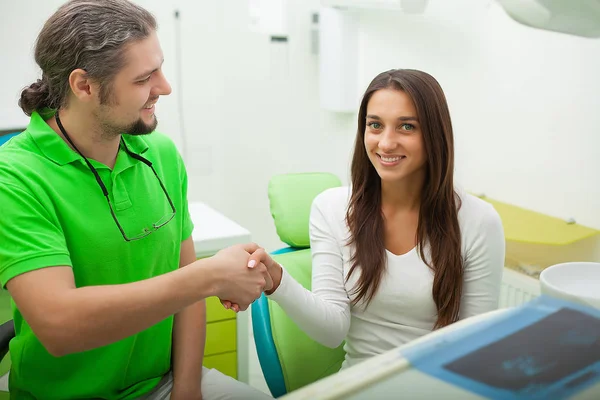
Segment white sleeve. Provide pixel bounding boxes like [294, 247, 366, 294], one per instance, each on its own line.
[459, 206, 506, 319]
[266, 194, 351, 348]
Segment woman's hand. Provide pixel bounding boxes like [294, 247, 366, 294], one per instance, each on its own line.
[220, 247, 283, 311]
[248, 247, 282, 295]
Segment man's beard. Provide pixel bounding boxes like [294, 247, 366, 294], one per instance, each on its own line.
[99, 113, 158, 139]
[97, 88, 158, 136]
[123, 114, 158, 136]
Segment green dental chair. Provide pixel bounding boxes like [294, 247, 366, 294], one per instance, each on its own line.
[251, 172, 347, 397]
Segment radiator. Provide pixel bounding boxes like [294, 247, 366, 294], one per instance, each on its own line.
[498, 267, 541, 308]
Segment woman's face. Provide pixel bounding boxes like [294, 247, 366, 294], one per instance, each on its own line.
[364, 88, 427, 185]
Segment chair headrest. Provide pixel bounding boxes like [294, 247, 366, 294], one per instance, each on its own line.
[268, 172, 342, 248]
[0, 132, 19, 147]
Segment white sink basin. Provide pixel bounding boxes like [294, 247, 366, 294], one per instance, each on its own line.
[539, 262, 600, 309]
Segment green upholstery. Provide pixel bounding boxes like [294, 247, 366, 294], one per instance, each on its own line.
[269, 249, 346, 392]
[268, 173, 342, 248]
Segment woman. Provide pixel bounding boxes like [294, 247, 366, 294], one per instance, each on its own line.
[245, 69, 505, 370]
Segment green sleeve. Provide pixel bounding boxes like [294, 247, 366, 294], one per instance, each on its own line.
[177, 152, 194, 242]
[0, 182, 71, 288]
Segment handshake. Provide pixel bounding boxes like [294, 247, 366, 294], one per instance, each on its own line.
[204, 243, 283, 312]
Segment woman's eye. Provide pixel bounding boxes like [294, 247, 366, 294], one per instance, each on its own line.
[137, 76, 151, 84]
[368, 122, 382, 130]
[401, 123, 415, 131]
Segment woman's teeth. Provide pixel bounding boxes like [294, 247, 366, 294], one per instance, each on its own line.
[380, 155, 404, 162]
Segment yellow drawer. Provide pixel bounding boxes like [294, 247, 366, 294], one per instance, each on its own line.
[205, 319, 236, 356]
[206, 296, 236, 323]
[204, 351, 237, 379]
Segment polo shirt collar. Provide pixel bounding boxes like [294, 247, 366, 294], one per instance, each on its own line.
[122, 133, 149, 156]
[28, 109, 150, 167]
[28, 110, 78, 166]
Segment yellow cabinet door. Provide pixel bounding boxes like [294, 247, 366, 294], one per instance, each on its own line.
[206, 296, 236, 323]
[205, 319, 236, 356]
[204, 351, 237, 379]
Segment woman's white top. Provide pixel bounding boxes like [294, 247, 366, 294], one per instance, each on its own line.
[267, 186, 505, 370]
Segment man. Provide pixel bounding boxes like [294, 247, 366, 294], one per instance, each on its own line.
[0, 0, 274, 398]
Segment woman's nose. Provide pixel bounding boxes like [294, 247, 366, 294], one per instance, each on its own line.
[378, 130, 397, 152]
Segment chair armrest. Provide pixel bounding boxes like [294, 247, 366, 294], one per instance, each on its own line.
[0, 320, 15, 361]
[252, 294, 287, 397]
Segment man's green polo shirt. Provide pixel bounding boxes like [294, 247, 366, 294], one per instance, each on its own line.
[0, 110, 194, 399]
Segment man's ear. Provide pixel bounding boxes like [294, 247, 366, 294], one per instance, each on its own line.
[68, 69, 98, 103]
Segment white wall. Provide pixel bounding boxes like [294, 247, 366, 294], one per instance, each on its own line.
[0, 1, 55, 131]
[175, 0, 600, 253]
[0, 0, 184, 136]
[162, 0, 356, 251]
[2, 0, 598, 256]
[0, 0, 354, 251]
[357, 0, 600, 232]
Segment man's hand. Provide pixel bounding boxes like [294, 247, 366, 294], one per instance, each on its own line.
[220, 246, 283, 312]
[209, 243, 273, 311]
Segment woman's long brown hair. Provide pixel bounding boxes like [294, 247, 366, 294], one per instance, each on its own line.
[345, 69, 462, 329]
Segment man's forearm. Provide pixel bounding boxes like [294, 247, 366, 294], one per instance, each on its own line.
[38, 259, 217, 357]
[172, 301, 206, 389]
